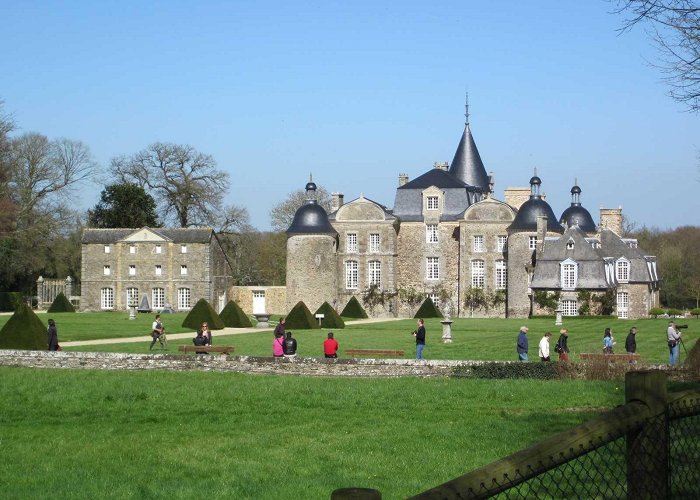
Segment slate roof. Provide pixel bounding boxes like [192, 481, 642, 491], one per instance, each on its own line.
[398, 168, 467, 191]
[286, 200, 338, 235]
[508, 197, 564, 233]
[81, 227, 214, 244]
[448, 124, 490, 192]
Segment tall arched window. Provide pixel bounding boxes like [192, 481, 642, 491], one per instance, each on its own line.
[560, 259, 578, 290]
[616, 259, 630, 282]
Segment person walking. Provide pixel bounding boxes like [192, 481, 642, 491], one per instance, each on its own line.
[413, 319, 426, 359]
[47, 318, 59, 351]
[667, 321, 682, 366]
[149, 314, 165, 350]
[283, 331, 297, 357]
[323, 332, 339, 358]
[517, 326, 529, 362]
[603, 328, 615, 354]
[554, 328, 569, 362]
[539, 332, 552, 362]
[272, 331, 285, 358]
[625, 327, 638, 363]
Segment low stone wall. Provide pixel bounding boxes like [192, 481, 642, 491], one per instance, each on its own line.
[0, 349, 492, 378]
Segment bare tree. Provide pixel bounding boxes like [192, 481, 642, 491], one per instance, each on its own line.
[269, 185, 333, 232]
[613, 0, 700, 112]
[111, 142, 230, 227]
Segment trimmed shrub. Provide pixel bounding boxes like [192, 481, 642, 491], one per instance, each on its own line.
[0, 303, 48, 350]
[649, 307, 666, 318]
[181, 299, 225, 330]
[413, 298, 442, 318]
[0, 292, 23, 312]
[219, 300, 253, 328]
[340, 296, 368, 319]
[47, 292, 76, 313]
[315, 302, 345, 329]
[667, 308, 683, 317]
[285, 301, 320, 329]
[690, 308, 700, 318]
[451, 362, 562, 380]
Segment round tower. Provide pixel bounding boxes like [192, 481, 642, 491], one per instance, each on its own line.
[285, 179, 338, 313]
[506, 173, 564, 317]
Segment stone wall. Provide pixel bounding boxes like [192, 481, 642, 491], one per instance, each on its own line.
[229, 286, 287, 315]
[0, 350, 508, 378]
[286, 234, 338, 313]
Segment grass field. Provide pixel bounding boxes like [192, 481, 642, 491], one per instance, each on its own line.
[0, 366, 643, 499]
[13, 312, 696, 365]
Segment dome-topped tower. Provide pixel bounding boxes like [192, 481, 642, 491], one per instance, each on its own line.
[560, 180, 596, 233]
[508, 172, 564, 233]
[287, 177, 337, 235]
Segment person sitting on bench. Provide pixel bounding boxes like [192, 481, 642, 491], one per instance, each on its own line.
[193, 330, 208, 355]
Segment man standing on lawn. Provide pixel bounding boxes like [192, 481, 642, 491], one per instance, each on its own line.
[413, 319, 426, 359]
[517, 326, 529, 362]
[625, 327, 637, 363]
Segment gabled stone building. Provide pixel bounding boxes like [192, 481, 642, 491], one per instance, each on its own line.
[80, 227, 232, 312]
[284, 109, 660, 320]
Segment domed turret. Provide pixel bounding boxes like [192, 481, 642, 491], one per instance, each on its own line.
[287, 179, 337, 235]
[508, 172, 563, 233]
[560, 181, 596, 233]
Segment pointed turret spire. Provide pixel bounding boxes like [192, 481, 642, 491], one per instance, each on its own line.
[448, 98, 490, 193]
[465, 92, 470, 126]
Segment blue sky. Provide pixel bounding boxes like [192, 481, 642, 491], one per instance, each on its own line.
[2, 0, 697, 230]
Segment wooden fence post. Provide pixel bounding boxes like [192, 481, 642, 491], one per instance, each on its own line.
[625, 370, 668, 500]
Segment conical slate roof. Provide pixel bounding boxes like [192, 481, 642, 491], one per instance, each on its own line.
[448, 124, 490, 192]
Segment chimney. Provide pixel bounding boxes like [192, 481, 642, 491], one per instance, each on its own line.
[536, 215, 547, 253]
[504, 187, 531, 210]
[433, 161, 449, 171]
[398, 174, 409, 187]
[599, 207, 623, 236]
[330, 192, 344, 213]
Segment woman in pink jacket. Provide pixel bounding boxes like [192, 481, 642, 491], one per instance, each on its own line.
[272, 331, 285, 358]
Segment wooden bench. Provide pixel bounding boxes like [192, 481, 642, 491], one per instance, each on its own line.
[178, 346, 234, 355]
[580, 352, 640, 363]
[345, 349, 405, 358]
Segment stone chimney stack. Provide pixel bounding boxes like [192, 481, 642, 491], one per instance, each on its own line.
[599, 207, 623, 236]
[504, 187, 532, 210]
[330, 192, 344, 213]
[433, 161, 449, 171]
[536, 215, 547, 253]
[398, 174, 409, 187]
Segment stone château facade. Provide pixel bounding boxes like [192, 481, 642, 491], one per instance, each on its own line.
[80, 227, 232, 312]
[284, 114, 660, 320]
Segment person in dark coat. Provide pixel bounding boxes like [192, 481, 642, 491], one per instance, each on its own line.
[517, 326, 529, 362]
[192, 329, 208, 355]
[47, 318, 59, 351]
[413, 319, 426, 359]
[625, 327, 637, 363]
[283, 331, 297, 357]
[555, 328, 570, 362]
[274, 318, 286, 337]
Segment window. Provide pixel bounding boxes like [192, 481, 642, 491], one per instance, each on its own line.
[561, 299, 578, 316]
[346, 233, 358, 253]
[129, 244, 136, 254]
[426, 257, 439, 280]
[155, 265, 162, 276]
[180, 265, 188, 276]
[566, 239, 575, 250]
[426, 224, 438, 243]
[155, 244, 162, 254]
[497, 235, 507, 252]
[471, 259, 485, 288]
[368, 260, 381, 287]
[616, 259, 630, 282]
[495, 260, 507, 289]
[177, 288, 191, 309]
[427, 196, 439, 210]
[429, 293, 440, 308]
[152, 288, 165, 309]
[104, 245, 111, 254]
[180, 244, 187, 254]
[528, 236, 537, 250]
[561, 260, 577, 290]
[617, 291, 629, 319]
[103, 265, 111, 276]
[369, 233, 380, 253]
[126, 287, 139, 306]
[473, 235, 485, 253]
[100, 288, 114, 309]
[128, 265, 136, 276]
[345, 260, 358, 289]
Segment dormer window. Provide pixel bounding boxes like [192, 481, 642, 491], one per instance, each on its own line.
[560, 259, 578, 290]
[427, 196, 439, 210]
[616, 259, 630, 282]
[566, 239, 575, 250]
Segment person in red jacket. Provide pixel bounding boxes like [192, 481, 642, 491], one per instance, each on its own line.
[323, 332, 339, 358]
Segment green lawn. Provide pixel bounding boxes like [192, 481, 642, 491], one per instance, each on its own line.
[0, 367, 635, 499]
[25, 313, 698, 365]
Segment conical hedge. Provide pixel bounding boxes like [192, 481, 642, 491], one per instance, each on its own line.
[315, 301, 345, 329]
[0, 303, 48, 350]
[181, 299, 225, 330]
[47, 292, 76, 313]
[219, 300, 253, 328]
[340, 296, 368, 319]
[285, 301, 320, 329]
[413, 298, 442, 318]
